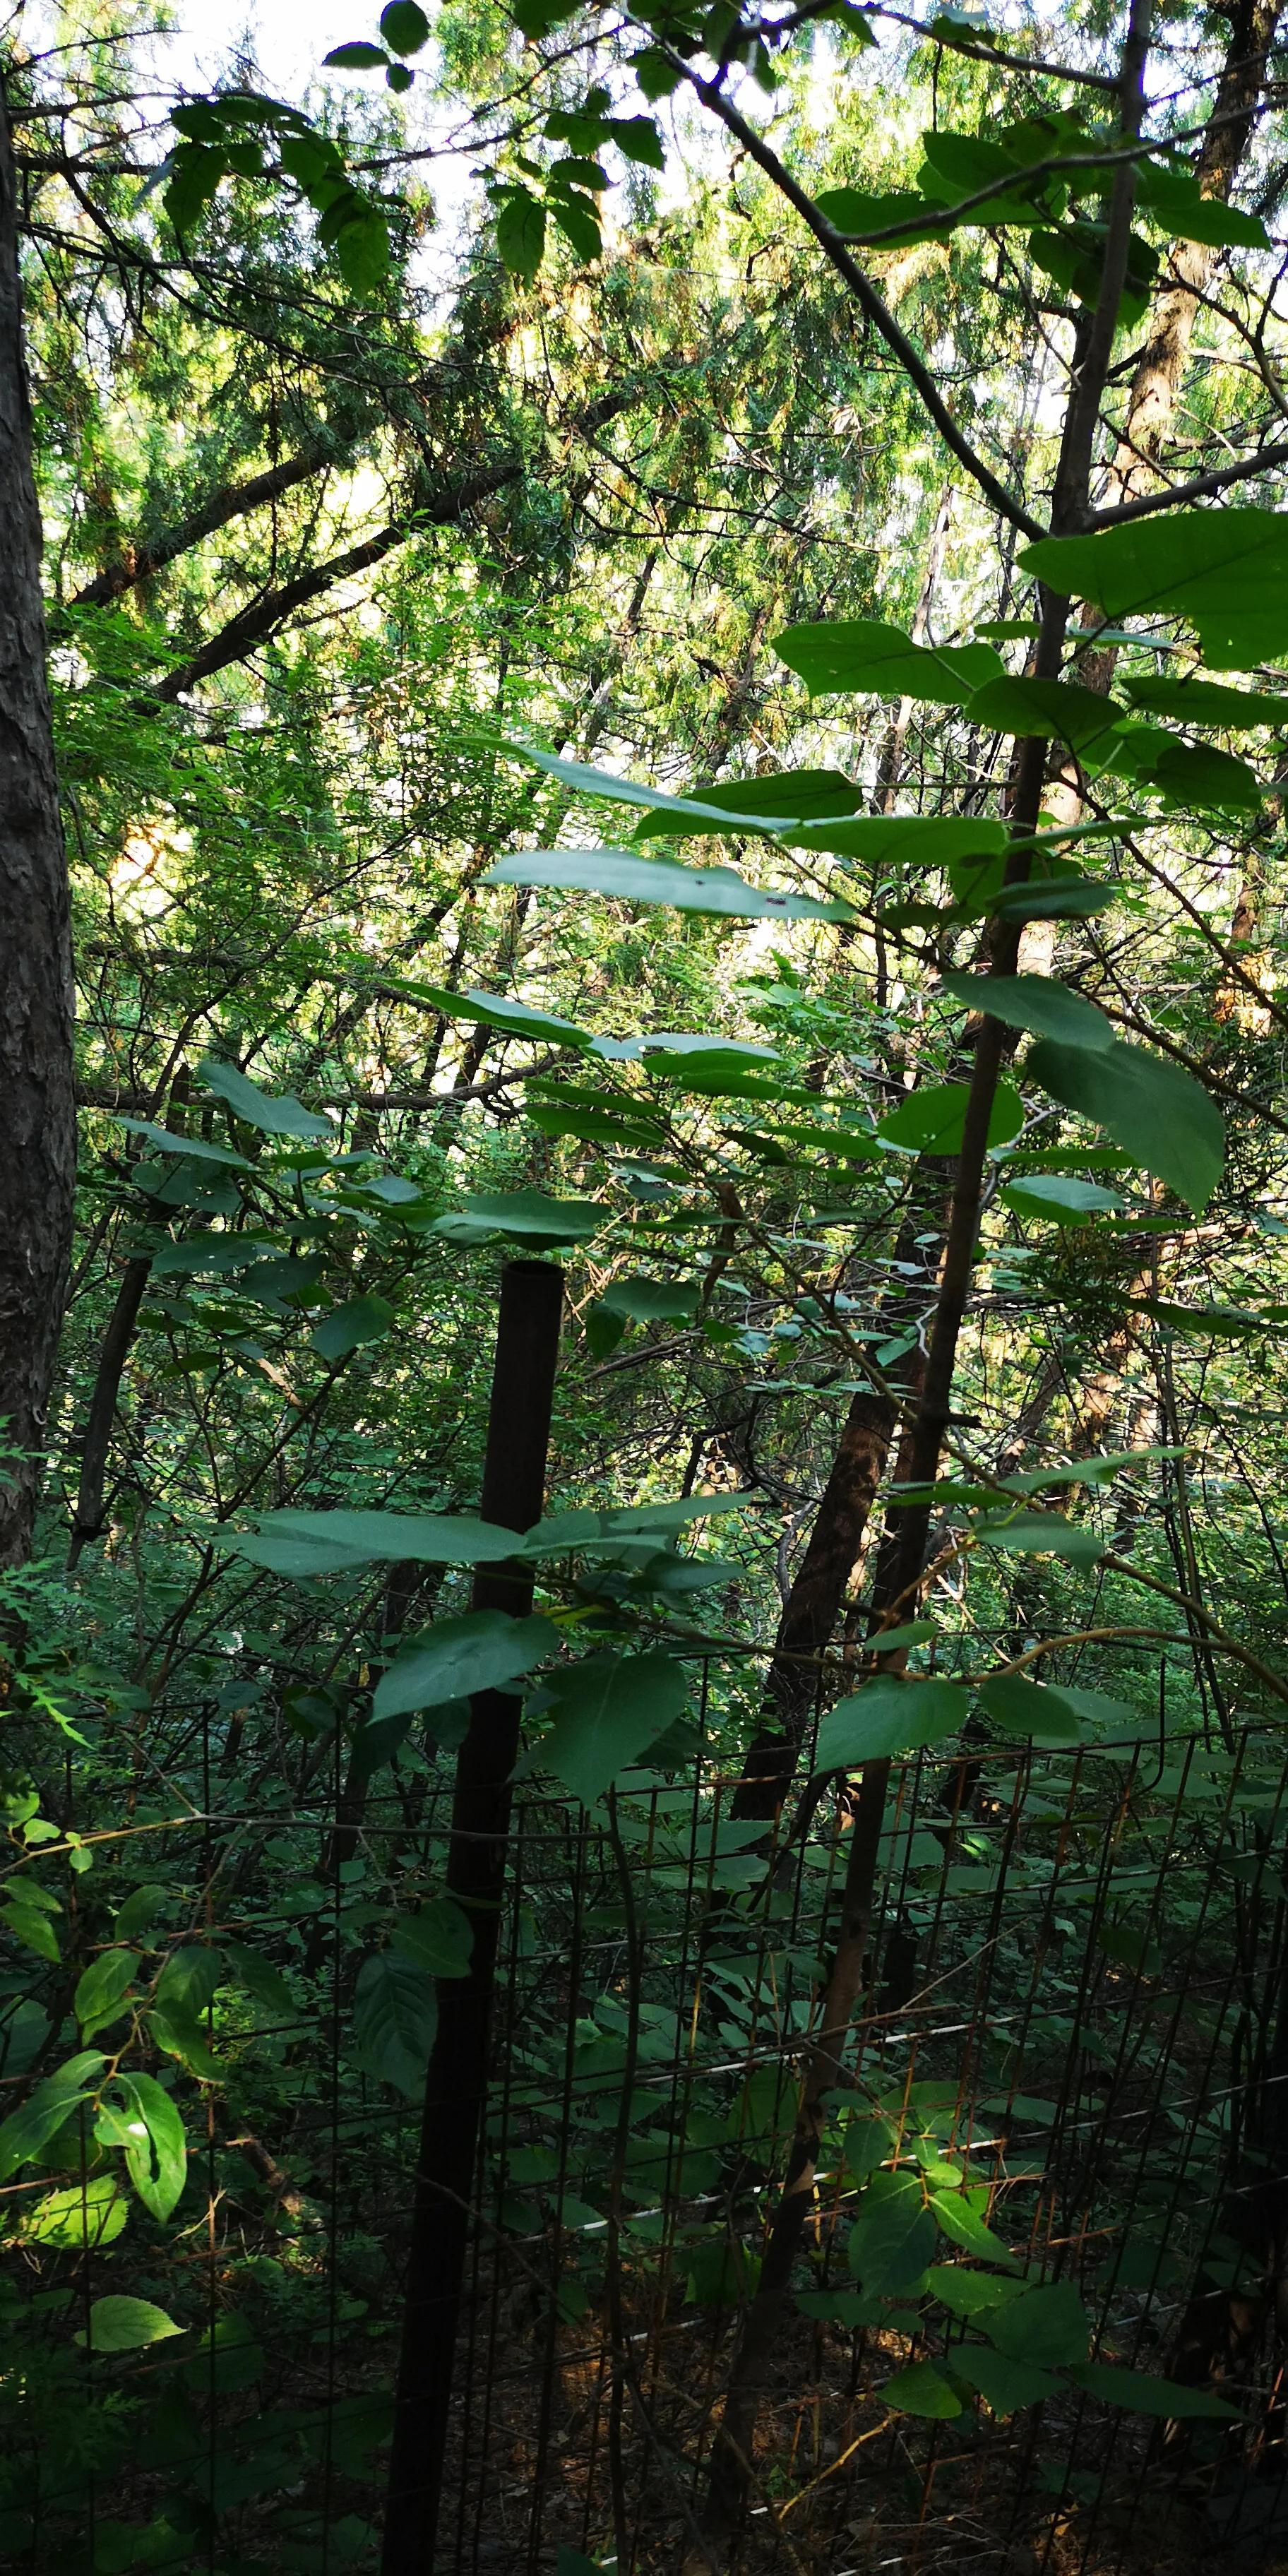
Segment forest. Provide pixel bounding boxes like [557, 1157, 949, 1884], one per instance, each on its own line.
[6, 0, 1288, 2567]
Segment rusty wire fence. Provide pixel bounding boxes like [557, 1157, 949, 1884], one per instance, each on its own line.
[6, 1638, 1288, 2576]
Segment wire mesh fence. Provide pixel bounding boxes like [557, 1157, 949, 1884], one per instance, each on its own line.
[6, 1628, 1288, 2575]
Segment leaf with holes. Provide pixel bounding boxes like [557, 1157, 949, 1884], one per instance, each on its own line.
[115, 2073, 187, 2221]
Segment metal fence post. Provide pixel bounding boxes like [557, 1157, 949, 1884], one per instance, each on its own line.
[381, 1258, 564, 2572]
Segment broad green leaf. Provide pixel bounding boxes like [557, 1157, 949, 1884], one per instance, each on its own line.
[952, 2347, 1061, 2414]
[115, 2073, 187, 2220]
[814, 186, 953, 244]
[881, 2359, 964, 2418]
[789, 813, 1008, 866]
[496, 187, 547, 281]
[198, 1057, 333, 1141]
[774, 618, 1003, 705]
[1136, 162, 1268, 248]
[324, 41, 389, 69]
[942, 973, 1111, 1051]
[527, 1493, 749, 1550]
[352, 1949, 436, 2097]
[118, 1120, 251, 1169]
[146, 2004, 220, 2082]
[23, 2174, 127, 2250]
[373, 1611, 556, 1719]
[221, 1942, 296, 2019]
[849, 2169, 937, 2292]
[310, 1294, 395, 1359]
[964, 675, 1126, 751]
[877, 1078, 1024, 1155]
[1026, 1037, 1224, 1213]
[224, 1509, 523, 1578]
[974, 1508, 1105, 1568]
[986, 2279, 1090, 2366]
[991, 876, 1114, 922]
[500, 737, 847, 832]
[1065, 2361, 1241, 2419]
[927, 2265, 1030, 2321]
[74, 1949, 137, 2038]
[977, 1673, 1084, 1745]
[1020, 511, 1288, 672]
[390, 1897, 473, 1979]
[598, 1275, 697, 1324]
[1097, 1914, 1162, 1975]
[929, 2190, 1024, 2267]
[78, 2296, 185, 2354]
[485, 847, 850, 922]
[633, 767, 861, 838]
[400, 980, 590, 1047]
[1107, 725, 1263, 811]
[380, 0, 431, 52]
[1122, 673, 1288, 729]
[815, 1676, 970, 1772]
[535, 1650, 690, 1804]
[113, 1885, 170, 1942]
[428, 1188, 607, 1248]
[0, 2053, 106, 2181]
[999, 1173, 1123, 1223]
[529, 1099, 664, 1152]
[0, 1897, 60, 1962]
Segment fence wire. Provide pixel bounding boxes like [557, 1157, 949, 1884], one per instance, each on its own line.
[5, 1638, 1288, 2575]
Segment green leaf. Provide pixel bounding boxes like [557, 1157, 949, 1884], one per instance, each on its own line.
[549, 194, 602, 261]
[849, 2169, 937, 2292]
[991, 876, 1114, 922]
[813, 186, 953, 246]
[118, 1120, 251, 1169]
[115, 2073, 187, 2220]
[1026, 1037, 1224, 1214]
[794, 813, 1008, 866]
[310, 1294, 395, 1359]
[598, 1275, 697, 1324]
[1019, 511, 1288, 672]
[964, 675, 1126, 751]
[386, 60, 414, 91]
[496, 188, 547, 281]
[400, 979, 591, 1047]
[951, 2347, 1061, 2414]
[1122, 673, 1288, 729]
[927, 2265, 1030, 2320]
[999, 1173, 1123, 1224]
[986, 2279, 1091, 2367]
[335, 213, 393, 297]
[929, 2190, 1023, 2267]
[112, 1885, 170, 1942]
[428, 1187, 607, 1249]
[1107, 725, 1263, 812]
[977, 1674, 1084, 1744]
[535, 1651, 690, 1804]
[1097, 1914, 1162, 1976]
[877, 1079, 1024, 1155]
[607, 114, 664, 169]
[23, 2174, 127, 2250]
[198, 1056, 333, 1140]
[221, 1942, 295, 2019]
[391, 1897, 473, 1979]
[78, 2296, 185, 2354]
[324, 41, 390, 69]
[943, 973, 1111, 1051]
[1136, 162, 1268, 249]
[1065, 2361, 1241, 2419]
[816, 1676, 970, 1772]
[0, 1897, 60, 1962]
[74, 1949, 137, 2039]
[374, 1611, 556, 1719]
[485, 847, 851, 922]
[774, 619, 1003, 705]
[0, 2053, 106, 2180]
[973, 1508, 1105, 1568]
[380, 0, 431, 51]
[352, 1949, 436, 2097]
[882, 2359, 964, 2418]
[633, 765, 862, 837]
[224, 1508, 525, 1578]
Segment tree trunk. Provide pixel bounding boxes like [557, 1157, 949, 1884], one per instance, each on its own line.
[0, 88, 76, 1570]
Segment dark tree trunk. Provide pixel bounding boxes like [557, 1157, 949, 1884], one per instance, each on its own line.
[0, 88, 76, 1570]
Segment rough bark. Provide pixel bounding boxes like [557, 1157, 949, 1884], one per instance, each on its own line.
[0, 89, 76, 1569]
